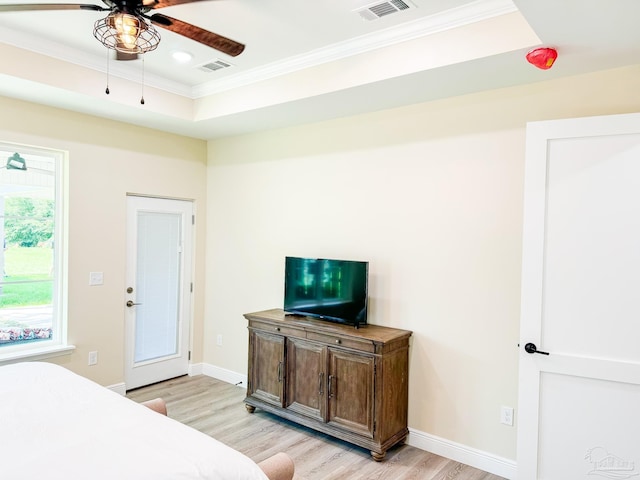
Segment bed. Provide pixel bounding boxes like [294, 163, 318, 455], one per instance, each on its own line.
[0, 362, 294, 480]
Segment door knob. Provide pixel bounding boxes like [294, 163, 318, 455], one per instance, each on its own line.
[126, 300, 142, 307]
[524, 342, 549, 355]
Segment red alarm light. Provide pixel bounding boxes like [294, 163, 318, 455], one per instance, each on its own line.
[526, 47, 558, 70]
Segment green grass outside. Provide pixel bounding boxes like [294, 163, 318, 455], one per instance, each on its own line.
[5, 246, 52, 276]
[0, 246, 53, 309]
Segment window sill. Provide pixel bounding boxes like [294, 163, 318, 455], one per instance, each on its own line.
[0, 344, 76, 365]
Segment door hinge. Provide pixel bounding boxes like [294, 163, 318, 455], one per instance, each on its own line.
[188, 351, 191, 360]
[373, 420, 376, 434]
[192, 214, 195, 225]
[190, 282, 193, 293]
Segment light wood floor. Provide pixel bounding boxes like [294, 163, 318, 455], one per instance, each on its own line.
[127, 374, 506, 480]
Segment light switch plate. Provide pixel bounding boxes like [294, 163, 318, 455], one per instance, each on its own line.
[89, 272, 103, 286]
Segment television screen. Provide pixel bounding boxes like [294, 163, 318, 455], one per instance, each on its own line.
[284, 256, 368, 327]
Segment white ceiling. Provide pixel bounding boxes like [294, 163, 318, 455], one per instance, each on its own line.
[0, 0, 639, 140]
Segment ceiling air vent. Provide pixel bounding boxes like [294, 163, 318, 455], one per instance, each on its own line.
[356, 0, 413, 21]
[197, 59, 233, 73]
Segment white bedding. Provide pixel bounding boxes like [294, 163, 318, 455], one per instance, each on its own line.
[0, 362, 268, 480]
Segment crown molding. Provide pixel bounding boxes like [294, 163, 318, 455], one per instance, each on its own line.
[191, 0, 517, 98]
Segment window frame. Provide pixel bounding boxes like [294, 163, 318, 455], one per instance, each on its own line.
[0, 142, 73, 363]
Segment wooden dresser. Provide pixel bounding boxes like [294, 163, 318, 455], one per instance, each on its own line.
[244, 308, 412, 461]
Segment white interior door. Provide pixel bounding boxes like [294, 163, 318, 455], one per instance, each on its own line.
[517, 113, 640, 479]
[125, 195, 193, 390]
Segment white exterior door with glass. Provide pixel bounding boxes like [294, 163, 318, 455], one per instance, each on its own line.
[125, 195, 193, 390]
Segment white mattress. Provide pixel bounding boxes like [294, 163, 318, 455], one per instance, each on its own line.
[0, 362, 268, 480]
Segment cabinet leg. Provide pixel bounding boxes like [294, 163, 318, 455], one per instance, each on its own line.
[245, 404, 256, 413]
[370, 450, 386, 462]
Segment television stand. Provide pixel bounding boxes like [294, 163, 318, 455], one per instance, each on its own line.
[243, 308, 412, 461]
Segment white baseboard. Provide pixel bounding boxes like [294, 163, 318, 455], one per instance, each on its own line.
[200, 362, 247, 388]
[107, 382, 126, 396]
[196, 362, 516, 479]
[407, 428, 516, 479]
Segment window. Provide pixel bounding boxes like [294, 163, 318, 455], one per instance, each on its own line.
[0, 143, 70, 361]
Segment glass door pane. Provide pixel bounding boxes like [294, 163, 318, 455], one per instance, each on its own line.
[134, 211, 181, 364]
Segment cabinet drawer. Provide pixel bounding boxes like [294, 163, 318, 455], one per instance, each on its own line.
[249, 320, 304, 338]
[307, 331, 375, 353]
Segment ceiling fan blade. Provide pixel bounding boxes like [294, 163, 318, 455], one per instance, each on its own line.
[143, 0, 212, 9]
[149, 13, 244, 57]
[0, 3, 107, 11]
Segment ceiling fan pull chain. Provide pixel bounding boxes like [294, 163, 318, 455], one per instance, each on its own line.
[140, 55, 145, 105]
[105, 49, 110, 95]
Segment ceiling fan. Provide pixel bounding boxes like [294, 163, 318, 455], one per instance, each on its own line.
[0, 0, 245, 59]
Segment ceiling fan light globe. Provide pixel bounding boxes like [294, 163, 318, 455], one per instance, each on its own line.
[120, 35, 138, 50]
[114, 13, 140, 38]
[94, 13, 160, 54]
[108, 13, 141, 49]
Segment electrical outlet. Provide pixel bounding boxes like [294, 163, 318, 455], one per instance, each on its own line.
[89, 272, 103, 286]
[88, 351, 98, 366]
[216, 334, 223, 346]
[500, 406, 514, 426]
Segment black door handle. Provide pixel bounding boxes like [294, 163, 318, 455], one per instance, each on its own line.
[524, 342, 549, 355]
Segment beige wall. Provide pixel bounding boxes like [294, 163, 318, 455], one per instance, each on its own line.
[0, 96, 208, 387]
[204, 65, 640, 460]
[2, 63, 639, 462]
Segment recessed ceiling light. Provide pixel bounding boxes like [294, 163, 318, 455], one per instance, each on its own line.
[172, 51, 193, 64]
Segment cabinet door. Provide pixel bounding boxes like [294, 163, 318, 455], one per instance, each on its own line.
[249, 330, 285, 407]
[327, 348, 375, 438]
[286, 338, 326, 422]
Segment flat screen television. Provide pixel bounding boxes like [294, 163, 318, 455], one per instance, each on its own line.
[284, 256, 368, 327]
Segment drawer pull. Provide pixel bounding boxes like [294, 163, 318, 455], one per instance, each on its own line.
[335, 339, 341, 345]
[275, 327, 281, 332]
